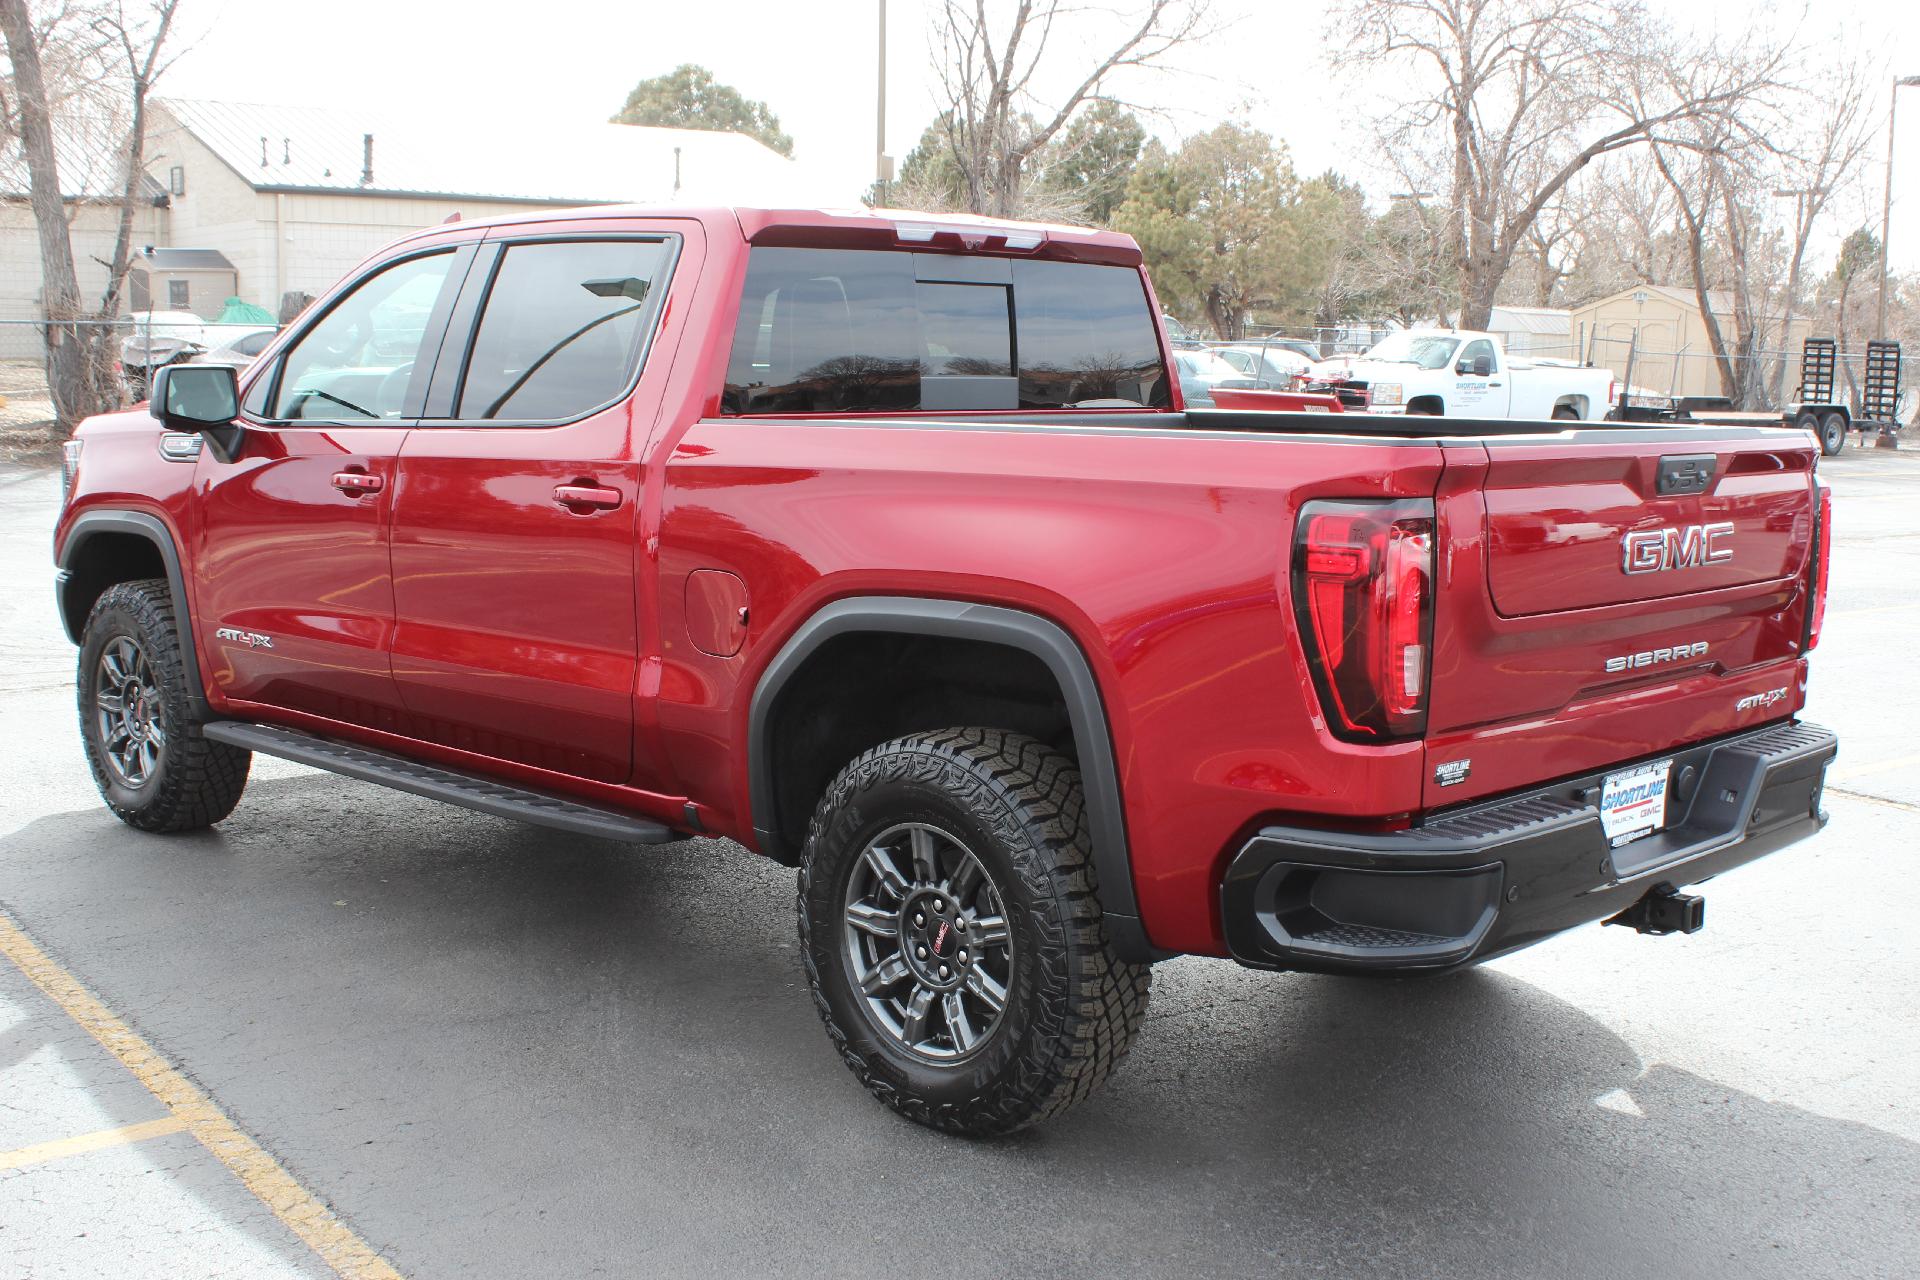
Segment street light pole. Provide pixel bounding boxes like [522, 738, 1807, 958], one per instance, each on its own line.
[875, 0, 891, 203]
[1877, 76, 1920, 341]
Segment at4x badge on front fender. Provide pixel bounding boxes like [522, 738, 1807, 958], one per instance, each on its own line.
[214, 626, 274, 650]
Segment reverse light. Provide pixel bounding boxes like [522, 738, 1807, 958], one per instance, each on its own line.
[1805, 480, 1831, 651]
[1293, 499, 1435, 741]
[60, 439, 82, 506]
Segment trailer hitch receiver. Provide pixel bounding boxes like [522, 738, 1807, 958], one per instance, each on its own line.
[1605, 885, 1705, 936]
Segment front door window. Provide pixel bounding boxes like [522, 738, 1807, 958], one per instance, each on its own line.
[271, 253, 457, 421]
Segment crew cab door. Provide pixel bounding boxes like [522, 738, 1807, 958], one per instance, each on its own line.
[191, 246, 471, 727]
[1449, 338, 1509, 416]
[387, 226, 685, 786]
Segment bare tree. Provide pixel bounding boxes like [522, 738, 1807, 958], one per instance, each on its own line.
[1359, 196, 1454, 328]
[1765, 59, 1876, 401]
[1637, 38, 1874, 409]
[1335, 0, 1788, 329]
[1, 0, 179, 431]
[930, 0, 1207, 218]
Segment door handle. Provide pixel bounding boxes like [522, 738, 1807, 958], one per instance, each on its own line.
[1489, 381, 1503, 387]
[332, 470, 384, 496]
[554, 483, 622, 512]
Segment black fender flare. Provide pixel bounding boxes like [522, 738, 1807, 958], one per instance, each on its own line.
[747, 595, 1159, 962]
[56, 509, 208, 715]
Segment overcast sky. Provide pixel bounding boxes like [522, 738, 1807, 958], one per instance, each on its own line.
[164, 0, 1920, 272]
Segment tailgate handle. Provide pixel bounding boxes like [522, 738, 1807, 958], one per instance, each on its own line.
[1656, 454, 1716, 496]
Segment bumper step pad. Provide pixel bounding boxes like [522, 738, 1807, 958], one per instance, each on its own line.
[1221, 720, 1836, 973]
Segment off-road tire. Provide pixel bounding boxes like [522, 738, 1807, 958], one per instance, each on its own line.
[798, 728, 1151, 1136]
[78, 579, 250, 832]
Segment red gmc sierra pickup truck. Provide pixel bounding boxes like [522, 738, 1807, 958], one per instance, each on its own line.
[54, 206, 1836, 1135]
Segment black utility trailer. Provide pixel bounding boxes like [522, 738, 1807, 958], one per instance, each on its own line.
[1609, 337, 1905, 455]
[1786, 338, 1904, 455]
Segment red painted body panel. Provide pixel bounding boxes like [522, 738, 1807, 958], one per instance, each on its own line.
[1422, 439, 1815, 808]
[55, 204, 1825, 964]
[1210, 388, 1345, 413]
[1482, 443, 1811, 615]
[189, 427, 407, 727]
[388, 426, 642, 783]
[652, 419, 1442, 953]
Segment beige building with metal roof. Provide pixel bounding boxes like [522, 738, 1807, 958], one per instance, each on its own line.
[1, 97, 835, 342]
[1567, 284, 1813, 401]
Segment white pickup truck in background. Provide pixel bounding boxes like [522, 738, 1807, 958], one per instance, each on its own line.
[1314, 329, 1615, 421]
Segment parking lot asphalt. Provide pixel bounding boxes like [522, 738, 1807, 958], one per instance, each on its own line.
[2, 449, 1917, 1279]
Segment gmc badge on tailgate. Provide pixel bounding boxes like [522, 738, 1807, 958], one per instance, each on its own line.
[1622, 522, 1733, 574]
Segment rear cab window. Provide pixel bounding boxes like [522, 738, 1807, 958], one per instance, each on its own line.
[722, 248, 1170, 414]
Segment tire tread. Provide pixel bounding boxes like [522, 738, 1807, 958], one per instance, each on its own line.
[797, 727, 1150, 1136]
[79, 578, 249, 832]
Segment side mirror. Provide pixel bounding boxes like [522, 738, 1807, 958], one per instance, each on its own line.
[1471, 355, 1493, 376]
[151, 364, 244, 462]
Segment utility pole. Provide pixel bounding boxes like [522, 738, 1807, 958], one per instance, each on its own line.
[1878, 76, 1920, 341]
[1772, 186, 1818, 405]
[875, 0, 892, 204]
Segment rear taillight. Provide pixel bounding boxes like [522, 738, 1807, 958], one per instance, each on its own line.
[1293, 499, 1435, 741]
[60, 439, 82, 506]
[1805, 481, 1831, 651]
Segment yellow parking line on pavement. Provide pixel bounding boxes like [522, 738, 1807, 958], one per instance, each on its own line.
[0, 910, 403, 1280]
[0, 1114, 188, 1172]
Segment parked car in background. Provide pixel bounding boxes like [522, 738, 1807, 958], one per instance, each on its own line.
[1172, 347, 1262, 406]
[190, 326, 279, 374]
[120, 311, 211, 399]
[1258, 336, 1325, 363]
[1216, 343, 1314, 386]
[1160, 313, 1206, 349]
[121, 313, 277, 399]
[1313, 328, 1614, 420]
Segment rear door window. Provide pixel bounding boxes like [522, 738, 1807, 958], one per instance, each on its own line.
[456, 238, 673, 421]
[722, 248, 1168, 414]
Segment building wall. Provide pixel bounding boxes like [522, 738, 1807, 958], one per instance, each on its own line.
[147, 102, 574, 316]
[267, 190, 570, 311]
[1570, 289, 1818, 401]
[0, 200, 168, 358]
[1572, 292, 1703, 398]
[145, 116, 270, 309]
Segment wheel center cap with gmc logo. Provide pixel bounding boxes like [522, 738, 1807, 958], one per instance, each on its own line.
[930, 919, 956, 958]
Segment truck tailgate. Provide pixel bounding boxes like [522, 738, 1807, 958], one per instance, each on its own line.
[1423, 429, 1817, 809]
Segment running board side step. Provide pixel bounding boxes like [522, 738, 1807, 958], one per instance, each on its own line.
[201, 722, 676, 844]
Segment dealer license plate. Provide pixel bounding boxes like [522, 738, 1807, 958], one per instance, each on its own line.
[1599, 759, 1672, 847]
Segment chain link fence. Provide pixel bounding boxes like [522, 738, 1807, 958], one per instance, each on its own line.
[0, 317, 282, 429]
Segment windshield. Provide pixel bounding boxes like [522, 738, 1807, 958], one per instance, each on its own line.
[1362, 332, 1461, 370]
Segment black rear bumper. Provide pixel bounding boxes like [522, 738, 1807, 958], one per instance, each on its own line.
[1221, 720, 1836, 973]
